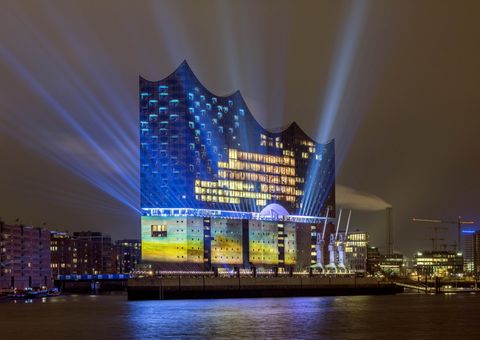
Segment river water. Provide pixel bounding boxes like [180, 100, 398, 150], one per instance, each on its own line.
[1, 293, 479, 339]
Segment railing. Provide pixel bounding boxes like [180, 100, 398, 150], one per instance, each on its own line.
[56, 274, 130, 281]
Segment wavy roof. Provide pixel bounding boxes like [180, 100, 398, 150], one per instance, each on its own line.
[140, 60, 333, 146]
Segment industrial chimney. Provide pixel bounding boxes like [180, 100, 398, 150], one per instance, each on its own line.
[386, 207, 393, 254]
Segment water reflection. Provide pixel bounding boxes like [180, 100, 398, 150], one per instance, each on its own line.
[1, 294, 480, 339]
[126, 297, 334, 339]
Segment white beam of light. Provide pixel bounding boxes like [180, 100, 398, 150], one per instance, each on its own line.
[0, 4, 142, 214]
[316, 0, 368, 144]
[0, 45, 139, 214]
[150, 1, 194, 70]
[303, 1, 369, 216]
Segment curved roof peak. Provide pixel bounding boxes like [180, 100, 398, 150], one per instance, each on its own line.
[177, 59, 192, 72]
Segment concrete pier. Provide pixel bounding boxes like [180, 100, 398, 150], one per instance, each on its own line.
[127, 276, 402, 300]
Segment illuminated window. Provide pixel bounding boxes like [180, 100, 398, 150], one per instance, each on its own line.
[151, 225, 168, 237]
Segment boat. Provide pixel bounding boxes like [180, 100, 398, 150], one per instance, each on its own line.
[7, 287, 60, 300]
[47, 288, 61, 297]
[24, 288, 48, 299]
[8, 289, 27, 299]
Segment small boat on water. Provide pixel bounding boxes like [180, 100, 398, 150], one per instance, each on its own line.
[7, 287, 29, 299]
[7, 287, 60, 299]
[47, 288, 61, 297]
[25, 288, 48, 299]
[8, 289, 27, 299]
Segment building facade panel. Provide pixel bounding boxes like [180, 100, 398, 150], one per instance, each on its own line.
[210, 219, 243, 266]
[142, 216, 192, 263]
[248, 221, 278, 266]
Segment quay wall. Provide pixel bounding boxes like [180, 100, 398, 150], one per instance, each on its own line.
[127, 276, 402, 300]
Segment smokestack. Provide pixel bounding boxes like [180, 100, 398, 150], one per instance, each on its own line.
[386, 207, 393, 254]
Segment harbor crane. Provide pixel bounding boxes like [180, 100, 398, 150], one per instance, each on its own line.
[313, 207, 330, 271]
[326, 209, 342, 272]
[412, 217, 475, 252]
[336, 210, 352, 272]
[425, 237, 445, 251]
[324, 208, 352, 273]
[440, 244, 457, 252]
[421, 225, 447, 251]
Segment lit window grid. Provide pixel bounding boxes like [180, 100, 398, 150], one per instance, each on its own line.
[194, 147, 304, 206]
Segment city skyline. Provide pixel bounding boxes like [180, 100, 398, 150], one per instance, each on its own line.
[1, 1, 480, 256]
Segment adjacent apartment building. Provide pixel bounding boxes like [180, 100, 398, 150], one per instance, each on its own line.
[0, 222, 52, 290]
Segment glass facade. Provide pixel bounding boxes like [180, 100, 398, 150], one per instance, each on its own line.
[140, 61, 335, 217]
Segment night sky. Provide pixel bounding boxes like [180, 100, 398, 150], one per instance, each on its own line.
[1, 1, 479, 256]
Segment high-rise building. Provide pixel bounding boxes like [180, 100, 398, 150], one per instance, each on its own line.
[460, 229, 480, 276]
[0, 223, 52, 290]
[140, 62, 336, 271]
[114, 239, 141, 273]
[462, 230, 476, 274]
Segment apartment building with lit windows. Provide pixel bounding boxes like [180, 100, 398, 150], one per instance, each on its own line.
[115, 239, 141, 273]
[50, 231, 74, 276]
[140, 62, 335, 271]
[0, 222, 51, 290]
[50, 231, 116, 276]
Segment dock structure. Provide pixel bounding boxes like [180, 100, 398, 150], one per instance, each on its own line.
[394, 278, 480, 295]
[127, 276, 401, 300]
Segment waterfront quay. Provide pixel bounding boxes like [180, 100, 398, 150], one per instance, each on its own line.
[128, 275, 400, 300]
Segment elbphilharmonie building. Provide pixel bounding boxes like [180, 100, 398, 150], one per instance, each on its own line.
[140, 61, 335, 271]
